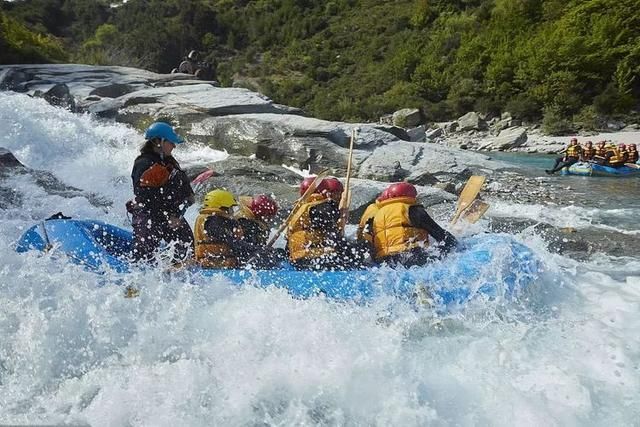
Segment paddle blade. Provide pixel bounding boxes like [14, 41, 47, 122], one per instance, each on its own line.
[235, 196, 254, 218]
[451, 175, 486, 225]
[460, 200, 490, 224]
[191, 169, 216, 185]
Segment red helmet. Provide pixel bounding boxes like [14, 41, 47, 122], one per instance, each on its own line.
[378, 182, 417, 201]
[376, 188, 389, 202]
[248, 195, 278, 219]
[618, 143, 627, 149]
[300, 176, 317, 196]
[570, 137, 578, 143]
[317, 177, 344, 195]
[629, 143, 637, 149]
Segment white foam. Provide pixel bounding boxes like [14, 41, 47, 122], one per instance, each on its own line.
[1, 92, 640, 425]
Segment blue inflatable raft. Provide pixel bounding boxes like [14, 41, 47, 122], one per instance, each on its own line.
[561, 162, 640, 177]
[15, 219, 541, 310]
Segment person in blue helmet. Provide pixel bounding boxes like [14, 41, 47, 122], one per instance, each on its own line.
[127, 122, 195, 263]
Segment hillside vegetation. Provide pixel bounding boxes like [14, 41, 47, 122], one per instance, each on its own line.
[2, 0, 640, 131]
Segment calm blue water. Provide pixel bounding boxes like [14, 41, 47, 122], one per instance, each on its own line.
[486, 151, 557, 172]
[480, 151, 640, 233]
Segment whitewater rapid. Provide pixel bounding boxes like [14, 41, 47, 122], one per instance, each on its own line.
[1, 92, 639, 426]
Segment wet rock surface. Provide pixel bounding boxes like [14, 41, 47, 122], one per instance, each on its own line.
[0, 147, 110, 210]
[0, 64, 506, 180]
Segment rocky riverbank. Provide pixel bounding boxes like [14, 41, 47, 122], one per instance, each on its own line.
[383, 108, 640, 154]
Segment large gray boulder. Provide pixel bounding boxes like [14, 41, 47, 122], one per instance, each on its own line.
[481, 127, 528, 150]
[189, 114, 400, 174]
[103, 84, 301, 119]
[0, 64, 300, 123]
[357, 140, 500, 182]
[406, 125, 427, 142]
[392, 108, 423, 128]
[457, 112, 487, 132]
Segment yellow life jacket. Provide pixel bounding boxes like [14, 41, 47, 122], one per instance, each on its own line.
[372, 196, 429, 261]
[595, 146, 606, 157]
[606, 144, 624, 165]
[565, 144, 581, 158]
[194, 207, 239, 268]
[619, 148, 629, 162]
[286, 194, 337, 261]
[357, 203, 380, 244]
[628, 149, 639, 163]
[582, 147, 596, 160]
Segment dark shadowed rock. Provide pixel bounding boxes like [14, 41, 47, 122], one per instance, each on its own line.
[41, 83, 76, 111]
[0, 148, 110, 209]
[0, 148, 24, 168]
[89, 83, 134, 98]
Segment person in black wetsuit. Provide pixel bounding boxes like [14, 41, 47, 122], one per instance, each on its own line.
[286, 176, 368, 270]
[128, 122, 194, 263]
[236, 194, 279, 247]
[195, 190, 283, 269]
[546, 138, 582, 174]
[361, 182, 457, 267]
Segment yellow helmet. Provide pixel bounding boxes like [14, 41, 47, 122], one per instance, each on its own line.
[203, 189, 236, 209]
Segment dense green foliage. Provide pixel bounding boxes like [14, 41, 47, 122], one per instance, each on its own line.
[2, 0, 640, 130]
[0, 10, 68, 63]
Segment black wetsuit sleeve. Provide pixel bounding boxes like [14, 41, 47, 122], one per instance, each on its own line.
[131, 156, 155, 187]
[308, 201, 340, 233]
[408, 205, 457, 252]
[238, 218, 268, 246]
[204, 215, 239, 244]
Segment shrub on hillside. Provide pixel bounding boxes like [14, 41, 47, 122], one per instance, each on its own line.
[572, 105, 604, 131]
[505, 95, 541, 121]
[542, 105, 574, 135]
[0, 12, 67, 64]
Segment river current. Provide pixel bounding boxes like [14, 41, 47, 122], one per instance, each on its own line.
[1, 92, 639, 426]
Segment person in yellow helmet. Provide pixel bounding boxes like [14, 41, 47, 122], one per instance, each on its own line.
[194, 189, 242, 268]
[195, 190, 284, 269]
[362, 182, 457, 267]
[546, 138, 582, 174]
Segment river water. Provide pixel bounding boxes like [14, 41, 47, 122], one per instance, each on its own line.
[1, 92, 639, 426]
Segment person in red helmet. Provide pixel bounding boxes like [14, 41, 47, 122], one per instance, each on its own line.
[581, 141, 596, 162]
[618, 143, 629, 164]
[628, 143, 639, 164]
[546, 138, 582, 174]
[237, 194, 279, 246]
[287, 176, 366, 270]
[231, 194, 286, 268]
[361, 182, 457, 267]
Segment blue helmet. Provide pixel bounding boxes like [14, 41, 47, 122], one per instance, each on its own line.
[144, 122, 184, 145]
